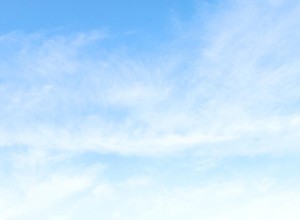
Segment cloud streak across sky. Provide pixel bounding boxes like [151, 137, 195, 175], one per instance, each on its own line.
[0, 0, 300, 219]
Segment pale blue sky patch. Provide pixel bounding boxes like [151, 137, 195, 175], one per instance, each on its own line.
[0, 0, 300, 219]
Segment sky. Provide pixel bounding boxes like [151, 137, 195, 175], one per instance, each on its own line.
[0, 0, 300, 219]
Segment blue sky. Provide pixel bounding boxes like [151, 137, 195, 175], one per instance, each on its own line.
[1, 0, 300, 219]
[0, 0, 195, 48]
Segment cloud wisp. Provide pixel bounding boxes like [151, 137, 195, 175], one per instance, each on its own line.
[1, 1, 300, 156]
[1, 1, 300, 219]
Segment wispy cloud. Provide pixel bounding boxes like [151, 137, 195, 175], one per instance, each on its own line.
[0, 0, 300, 218]
[1, 1, 300, 155]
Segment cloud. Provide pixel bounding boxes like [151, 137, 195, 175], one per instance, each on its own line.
[1, 171, 299, 220]
[1, 1, 300, 219]
[1, 2, 300, 156]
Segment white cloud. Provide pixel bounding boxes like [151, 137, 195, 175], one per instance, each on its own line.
[1, 1, 300, 219]
[1, 175, 294, 220]
[0, 0, 300, 157]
